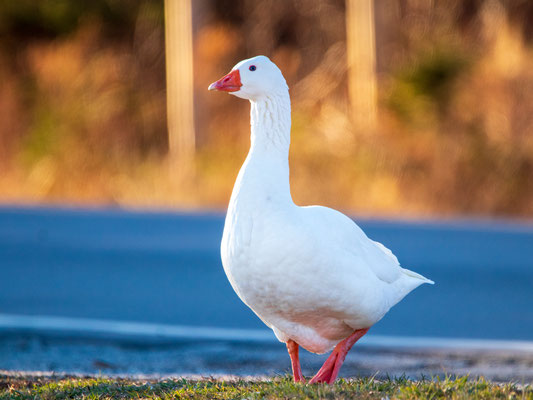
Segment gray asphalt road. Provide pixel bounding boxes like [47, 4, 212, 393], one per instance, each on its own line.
[3, 335, 533, 382]
[1, 206, 532, 340]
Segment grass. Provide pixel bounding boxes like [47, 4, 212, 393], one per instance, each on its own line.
[1, 374, 531, 400]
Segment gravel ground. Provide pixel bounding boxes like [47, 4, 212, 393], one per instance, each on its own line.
[1, 334, 532, 383]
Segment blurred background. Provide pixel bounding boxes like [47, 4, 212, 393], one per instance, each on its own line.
[1, 0, 532, 217]
[1, 0, 533, 381]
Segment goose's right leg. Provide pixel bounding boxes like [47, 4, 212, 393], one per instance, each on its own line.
[286, 339, 305, 383]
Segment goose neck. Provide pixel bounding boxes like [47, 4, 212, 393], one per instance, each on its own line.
[249, 91, 291, 156]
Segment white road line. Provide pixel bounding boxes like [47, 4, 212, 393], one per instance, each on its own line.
[1, 313, 533, 353]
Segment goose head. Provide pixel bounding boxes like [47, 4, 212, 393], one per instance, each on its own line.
[208, 55, 288, 100]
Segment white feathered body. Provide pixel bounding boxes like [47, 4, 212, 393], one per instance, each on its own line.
[221, 137, 432, 354]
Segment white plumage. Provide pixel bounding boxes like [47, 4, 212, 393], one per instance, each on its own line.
[210, 55, 433, 381]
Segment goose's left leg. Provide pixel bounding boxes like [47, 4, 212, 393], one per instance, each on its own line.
[309, 328, 369, 384]
[286, 339, 305, 382]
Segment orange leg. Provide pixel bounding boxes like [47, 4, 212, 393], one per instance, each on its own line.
[286, 339, 305, 383]
[309, 328, 369, 384]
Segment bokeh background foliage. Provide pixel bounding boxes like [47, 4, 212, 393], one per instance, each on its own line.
[0, 0, 532, 217]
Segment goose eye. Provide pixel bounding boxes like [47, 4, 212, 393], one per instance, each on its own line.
[249, 65, 257, 71]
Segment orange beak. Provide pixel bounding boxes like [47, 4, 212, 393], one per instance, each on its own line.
[208, 69, 242, 92]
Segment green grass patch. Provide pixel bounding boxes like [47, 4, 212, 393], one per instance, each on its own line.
[1, 374, 531, 399]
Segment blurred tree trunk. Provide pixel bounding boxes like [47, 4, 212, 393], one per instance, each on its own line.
[346, 0, 377, 133]
[164, 0, 195, 173]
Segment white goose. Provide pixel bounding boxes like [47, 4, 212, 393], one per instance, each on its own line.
[209, 55, 434, 384]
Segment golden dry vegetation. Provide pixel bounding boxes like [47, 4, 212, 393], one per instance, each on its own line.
[1, 0, 532, 218]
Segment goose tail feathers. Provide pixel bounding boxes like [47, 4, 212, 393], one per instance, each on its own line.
[401, 267, 435, 285]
